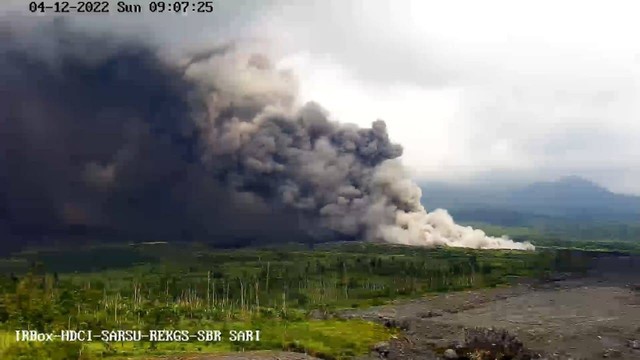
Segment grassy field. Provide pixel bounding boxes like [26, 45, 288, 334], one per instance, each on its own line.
[0, 241, 593, 359]
[0, 319, 394, 359]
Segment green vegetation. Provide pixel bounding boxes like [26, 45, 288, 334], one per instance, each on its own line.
[0, 319, 392, 360]
[0, 242, 587, 359]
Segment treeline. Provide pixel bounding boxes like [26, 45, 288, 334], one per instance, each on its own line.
[0, 244, 558, 332]
[0, 243, 598, 359]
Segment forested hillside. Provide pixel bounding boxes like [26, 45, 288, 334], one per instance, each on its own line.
[420, 176, 640, 243]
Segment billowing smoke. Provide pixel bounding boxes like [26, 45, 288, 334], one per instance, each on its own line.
[0, 20, 533, 251]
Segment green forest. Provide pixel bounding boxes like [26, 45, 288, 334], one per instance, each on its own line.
[0, 242, 593, 360]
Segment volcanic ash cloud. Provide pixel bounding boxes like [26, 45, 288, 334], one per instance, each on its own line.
[0, 23, 533, 251]
[185, 50, 534, 251]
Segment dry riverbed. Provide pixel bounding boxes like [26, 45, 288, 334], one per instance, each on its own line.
[343, 276, 640, 359]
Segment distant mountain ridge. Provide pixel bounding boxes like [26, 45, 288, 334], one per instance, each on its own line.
[420, 176, 640, 223]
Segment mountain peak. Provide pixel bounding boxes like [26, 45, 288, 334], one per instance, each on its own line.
[556, 175, 601, 187]
[520, 176, 611, 198]
[420, 176, 640, 222]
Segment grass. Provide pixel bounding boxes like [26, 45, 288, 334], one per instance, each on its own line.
[0, 319, 393, 359]
[0, 331, 14, 353]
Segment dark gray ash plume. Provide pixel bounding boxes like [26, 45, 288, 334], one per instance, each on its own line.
[0, 20, 533, 251]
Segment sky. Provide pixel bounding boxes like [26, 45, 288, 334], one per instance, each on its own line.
[4, 0, 640, 195]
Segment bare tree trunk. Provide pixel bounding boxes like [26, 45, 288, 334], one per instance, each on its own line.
[207, 271, 211, 308]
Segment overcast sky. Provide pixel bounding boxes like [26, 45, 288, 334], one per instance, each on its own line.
[6, 0, 640, 194]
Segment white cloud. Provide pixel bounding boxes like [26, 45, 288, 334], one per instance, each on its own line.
[257, 0, 640, 194]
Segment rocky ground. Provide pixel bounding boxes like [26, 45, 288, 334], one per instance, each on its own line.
[146, 351, 322, 360]
[343, 255, 640, 360]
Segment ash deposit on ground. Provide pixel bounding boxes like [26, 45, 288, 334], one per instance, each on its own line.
[0, 21, 533, 251]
